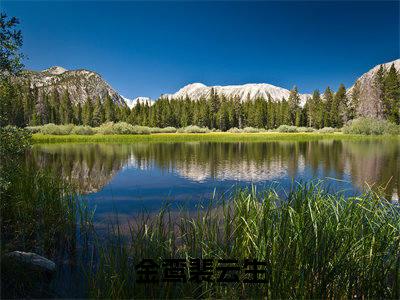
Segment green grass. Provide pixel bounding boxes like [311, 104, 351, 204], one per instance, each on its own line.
[85, 184, 400, 299]
[32, 132, 400, 144]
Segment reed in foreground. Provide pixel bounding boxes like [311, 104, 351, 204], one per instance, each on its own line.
[0, 126, 79, 298]
[86, 184, 400, 299]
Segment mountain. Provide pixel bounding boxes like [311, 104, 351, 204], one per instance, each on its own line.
[17, 66, 126, 106]
[163, 82, 311, 106]
[122, 96, 154, 109]
[349, 59, 400, 118]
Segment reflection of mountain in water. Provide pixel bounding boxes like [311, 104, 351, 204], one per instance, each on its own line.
[30, 140, 400, 200]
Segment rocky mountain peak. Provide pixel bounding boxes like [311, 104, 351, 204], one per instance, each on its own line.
[17, 66, 126, 106]
[42, 66, 68, 75]
[348, 58, 400, 118]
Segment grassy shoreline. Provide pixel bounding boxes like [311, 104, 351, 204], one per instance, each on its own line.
[31, 132, 400, 143]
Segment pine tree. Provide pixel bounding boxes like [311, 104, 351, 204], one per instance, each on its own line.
[323, 87, 334, 127]
[331, 84, 347, 127]
[348, 81, 360, 120]
[49, 90, 61, 124]
[383, 64, 400, 123]
[74, 103, 82, 125]
[374, 65, 386, 119]
[288, 86, 301, 126]
[82, 98, 93, 126]
[60, 91, 73, 124]
[92, 97, 105, 126]
[104, 95, 116, 122]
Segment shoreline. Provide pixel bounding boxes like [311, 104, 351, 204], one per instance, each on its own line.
[31, 132, 400, 144]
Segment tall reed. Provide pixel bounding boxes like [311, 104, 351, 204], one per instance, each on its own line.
[85, 184, 400, 299]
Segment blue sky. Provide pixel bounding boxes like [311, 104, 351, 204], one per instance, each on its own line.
[2, 1, 399, 99]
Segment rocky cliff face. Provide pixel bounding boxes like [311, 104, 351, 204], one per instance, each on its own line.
[348, 59, 400, 118]
[17, 66, 126, 105]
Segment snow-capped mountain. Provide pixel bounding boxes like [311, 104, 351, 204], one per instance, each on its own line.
[122, 96, 154, 109]
[164, 82, 311, 106]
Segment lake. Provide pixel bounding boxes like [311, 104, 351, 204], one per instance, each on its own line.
[29, 139, 399, 225]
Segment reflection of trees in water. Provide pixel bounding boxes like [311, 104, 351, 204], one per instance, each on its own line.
[129, 142, 305, 182]
[341, 140, 400, 200]
[30, 140, 399, 199]
[29, 144, 133, 194]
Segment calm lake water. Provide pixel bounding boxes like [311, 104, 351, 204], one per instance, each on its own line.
[29, 140, 399, 224]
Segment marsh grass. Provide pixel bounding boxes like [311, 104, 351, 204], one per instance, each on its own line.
[31, 131, 400, 144]
[84, 184, 400, 299]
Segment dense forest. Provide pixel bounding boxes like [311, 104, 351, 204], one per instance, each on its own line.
[1, 62, 399, 129]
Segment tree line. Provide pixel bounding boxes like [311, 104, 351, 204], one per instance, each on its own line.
[1, 63, 399, 129]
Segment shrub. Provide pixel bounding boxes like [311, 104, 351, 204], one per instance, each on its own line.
[277, 125, 298, 133]
[177, 125, 210, 133]
[0, 126, 31, 158]
[297, 127, 316, 133]
[96, 122, 151, 135]
[113, 122, 136, 134]
[71, 125, 95, 135]
[243, 127, 265, 133]
[150, 127, 177, 133]
[227, 127, 243, 133]
[96, 122, 115, 134]
[131, 125, 151, 135]
[40, 123, 74, 135]
[318, 127, 336, 134]
[25, 126, 41, 134]
[342, 118, 400, 135]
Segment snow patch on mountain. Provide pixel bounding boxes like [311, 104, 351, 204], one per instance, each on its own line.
[123, 96, 154, 109]
[43, 66, 68, 75]
[164, 82, 311, 106]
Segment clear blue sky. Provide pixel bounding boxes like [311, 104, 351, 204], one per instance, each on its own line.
[2, 1, 399, 99]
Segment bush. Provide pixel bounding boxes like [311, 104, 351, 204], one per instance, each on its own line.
[96, 122, 151, 135]
[342, 118, 400, 135]
[25, 126, 41, 134]
[0, 126, 31, 158]
[39, 123, 74, 135]
[131, 125, 151, 135]
[277, 125, 298, 133]
[297, 127, 316, 133]
[177, 125, 210, 133]
[227, 127, 243, 133]
[71, 125, 95, 135]
[149, 127, 177, 133]
[243, 127, 265, 133]
[318, 127, 336, 134]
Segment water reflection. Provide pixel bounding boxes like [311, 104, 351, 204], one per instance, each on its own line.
[30, 140, 400, 204]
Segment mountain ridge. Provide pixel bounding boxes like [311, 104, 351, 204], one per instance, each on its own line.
[163, 82, 311, 106]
